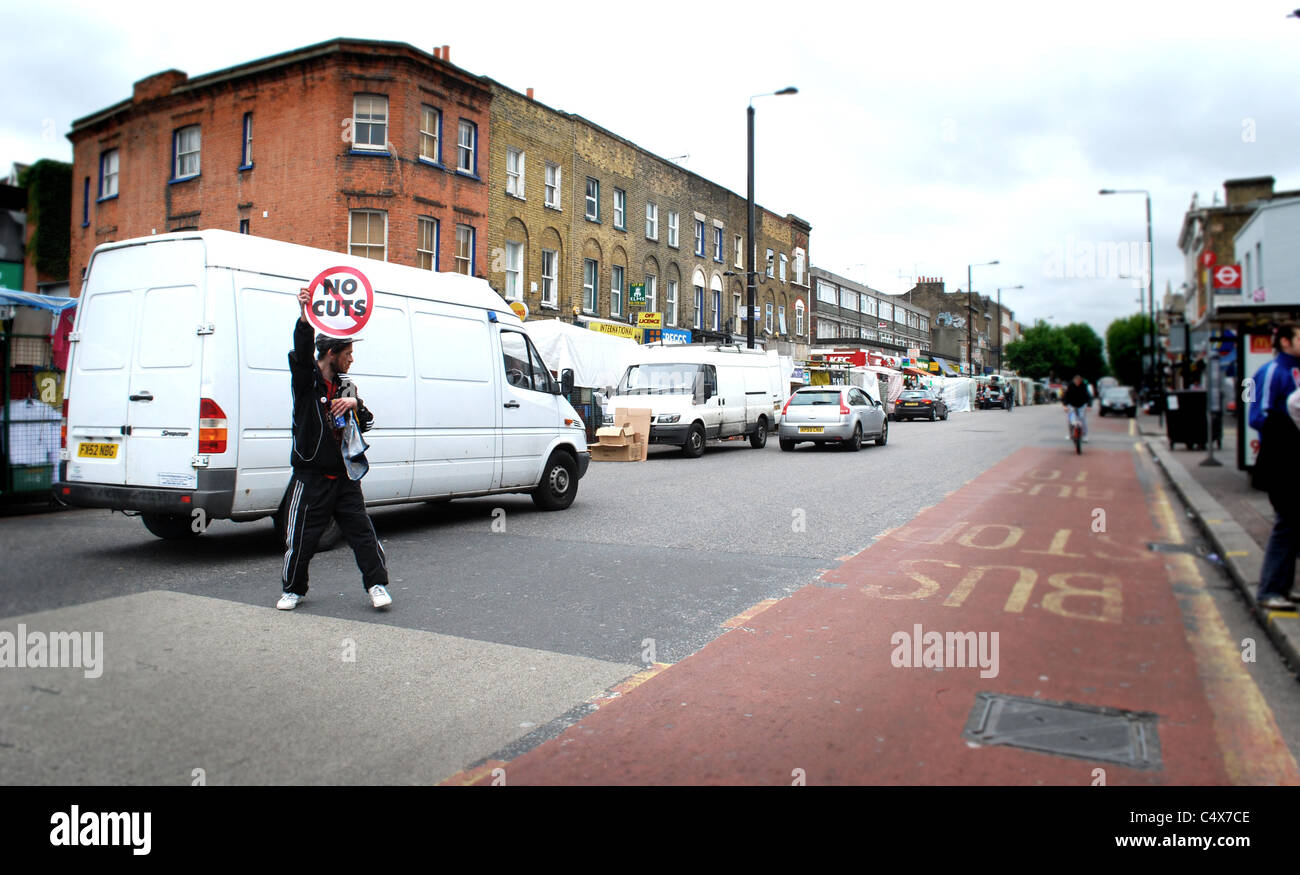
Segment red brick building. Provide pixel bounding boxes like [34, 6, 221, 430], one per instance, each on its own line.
[67, 39, 490, 295]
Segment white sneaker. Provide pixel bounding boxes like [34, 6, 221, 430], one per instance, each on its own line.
[277, 592, 303, 611]
[369, 585, 392, 609]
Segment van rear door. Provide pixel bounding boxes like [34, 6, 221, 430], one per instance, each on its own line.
[66, 239, 206, 490]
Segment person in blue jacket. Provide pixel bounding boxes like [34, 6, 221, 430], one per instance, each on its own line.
[1248, 322, 1300, 610]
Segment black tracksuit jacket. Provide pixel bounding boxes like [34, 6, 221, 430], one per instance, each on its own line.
[288, 318, 373, 475]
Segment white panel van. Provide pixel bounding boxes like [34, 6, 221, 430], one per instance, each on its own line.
[56, 230, 590, 540]
[602, 345, 785, 457]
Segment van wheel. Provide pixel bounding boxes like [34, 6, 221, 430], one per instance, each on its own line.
[532, 452, 578, 510]
[749, 417, 768, 448]
[682, 423, 706, 458]
[142, 513, 201, 540]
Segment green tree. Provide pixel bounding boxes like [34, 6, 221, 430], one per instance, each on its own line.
[1105, 313, 1151, 389]
[1062, 323, 1107, 384]
[1005, 321, 1079, 380]
[25, 159, 72, 281]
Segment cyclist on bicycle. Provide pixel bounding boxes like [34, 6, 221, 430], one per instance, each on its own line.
[1063, 374, 1092, 442]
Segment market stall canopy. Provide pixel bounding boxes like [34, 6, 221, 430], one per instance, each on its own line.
[523, 318, 640, 389]
[0, 289, 78, 312]
[859, 364, 904, 408]
[941, 377, 974, 413]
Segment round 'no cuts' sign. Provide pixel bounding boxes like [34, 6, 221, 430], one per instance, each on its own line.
[305, 265, 375, 337]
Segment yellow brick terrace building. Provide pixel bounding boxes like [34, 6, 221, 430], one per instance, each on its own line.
[484, 81, 812, 357]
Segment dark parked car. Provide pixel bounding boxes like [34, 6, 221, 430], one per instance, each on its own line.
[893, 389, 948, 421]
[1099, 386, 1136, 418]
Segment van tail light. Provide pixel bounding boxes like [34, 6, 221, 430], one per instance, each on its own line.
[61, 399, 69, 448]
[199, 398, 228, 453]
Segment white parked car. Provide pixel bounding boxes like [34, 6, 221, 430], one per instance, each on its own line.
[56, 230, 589, 541]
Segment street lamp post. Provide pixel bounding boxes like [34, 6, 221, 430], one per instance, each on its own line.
[967, 260, 999, 375]
[747, 86, 797, 350]
[1100, 188, 1159, 424]
[996, 284, 1023, 373]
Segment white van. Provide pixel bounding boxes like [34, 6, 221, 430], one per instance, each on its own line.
[56, 230, 590, 541]
[602, 345, 784, 457]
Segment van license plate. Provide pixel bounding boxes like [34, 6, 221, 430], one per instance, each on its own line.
[798, 426, 824, 434]
[77, 442, 119, 459]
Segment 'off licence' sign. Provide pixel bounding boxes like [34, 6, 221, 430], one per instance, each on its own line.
[305, 266, 375, 337]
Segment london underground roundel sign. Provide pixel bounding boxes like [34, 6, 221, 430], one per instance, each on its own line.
[1213, 264, 1241, 291]
[305, 266, 375, 337]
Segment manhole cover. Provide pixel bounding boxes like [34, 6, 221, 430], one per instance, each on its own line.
[963, 692, 1161, 769]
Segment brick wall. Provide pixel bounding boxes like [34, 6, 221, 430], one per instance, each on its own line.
[68, 39, 490, 296]
[486, 80, 811, 351]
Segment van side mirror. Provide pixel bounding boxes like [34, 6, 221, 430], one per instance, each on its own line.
[560, 369, 574, 395]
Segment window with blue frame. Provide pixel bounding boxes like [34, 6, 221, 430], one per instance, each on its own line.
[455, 224, 475, 274]
[713, 227, 723, 262]
[98, 149, 118, 199]
[712, 289, 721, 330]
[173, 125, 200, 180]
[239, 113, 253, 169]
[694, 284, 704, 328]
[694, 220, 705, 256]
[420, 106, 441, 164]
[418, 217, 438, 270]
[81, 178, 89, 226]
[457, 120, 477, 174]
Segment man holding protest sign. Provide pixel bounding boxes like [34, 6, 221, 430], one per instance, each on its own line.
[277, 285, 392, 611]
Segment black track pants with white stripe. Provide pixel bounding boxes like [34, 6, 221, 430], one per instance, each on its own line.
[281, 470, 388, 595]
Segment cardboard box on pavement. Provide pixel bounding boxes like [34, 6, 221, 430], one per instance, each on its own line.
[591, 407, 651, 462]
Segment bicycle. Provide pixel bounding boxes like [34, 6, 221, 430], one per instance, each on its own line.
[1066, 405, 1085, 454]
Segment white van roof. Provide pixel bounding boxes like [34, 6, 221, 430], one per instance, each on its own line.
[633, 344, 778, 366]
[87, 229, 517, 318]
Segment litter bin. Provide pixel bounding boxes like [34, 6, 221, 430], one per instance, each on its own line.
[1164, 390, 1222, 451]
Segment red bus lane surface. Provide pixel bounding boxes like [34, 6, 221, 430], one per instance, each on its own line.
[462, 426, 1299, 785]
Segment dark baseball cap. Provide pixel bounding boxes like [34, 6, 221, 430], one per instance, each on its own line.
[315, 334, 363, 356]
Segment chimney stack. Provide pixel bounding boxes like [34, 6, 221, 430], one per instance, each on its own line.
[526, 87, 534, 100]
[442, 44, 450, 63]
[433, 47, 441, 59]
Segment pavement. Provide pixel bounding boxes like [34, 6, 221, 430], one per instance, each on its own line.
[1135, 409, 1300, 684]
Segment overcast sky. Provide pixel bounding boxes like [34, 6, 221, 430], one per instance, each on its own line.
[6, 0, 1299, 340]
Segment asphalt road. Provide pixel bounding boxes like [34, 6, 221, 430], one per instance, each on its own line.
[2, 403, 1296, 784]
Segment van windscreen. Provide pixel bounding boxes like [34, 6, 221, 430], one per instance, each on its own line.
[617, 364, 701, 395]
